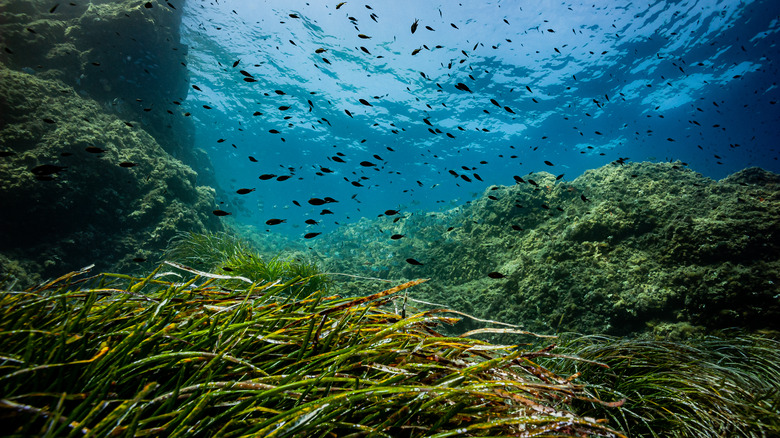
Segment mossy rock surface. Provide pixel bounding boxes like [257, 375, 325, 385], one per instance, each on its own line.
[310, 162, 780, 337]
[0, 67, 220, 282]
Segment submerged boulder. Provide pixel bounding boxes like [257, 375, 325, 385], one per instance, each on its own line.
[312, 161, 780, 337]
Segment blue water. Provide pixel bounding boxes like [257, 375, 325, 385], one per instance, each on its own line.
[180, 0, 780, 237]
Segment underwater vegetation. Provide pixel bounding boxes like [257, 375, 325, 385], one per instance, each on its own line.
[163, 230, 331, 296]
[0, 266, 625, 437]
[1, 265, 777, 437]
[544, 333, 780, 438]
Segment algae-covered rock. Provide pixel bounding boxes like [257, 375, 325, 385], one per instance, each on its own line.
[0, 67, 221, 283]
[312, 161, 780, 337]
[0, 0, 203, 171]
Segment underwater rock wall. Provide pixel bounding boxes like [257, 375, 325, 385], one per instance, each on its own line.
[0, 0, 208, 175]
[311, 162, 780, 337]
[0, 0, 222, 284]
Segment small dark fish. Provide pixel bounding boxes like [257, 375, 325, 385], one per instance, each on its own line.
[345, 109, 353, 118]
[320, 209, 334, 215]
[304, 232, 322, 239]
[513, 175, 525, 183]
[487, 272, 506, 279]
[42, 118, 56, 124]
[332, 156, 346, 163]
[274, 90, 286, 95]
[385, 209, 399, 215]
[259, 174, 277, 180]
[528, 179, 538, 186]
[308, 197, 326, 205]
[357, 34, 371, 39]
[289, 13, 300, 18]
[336, 2, 346, 9]
[544, 160, 554, 166]
[541, 204, 550, 210]
[473, 173, 483, 181]
[556, 174, 565, 180]
[269, 129, 280, 134]
[232, 59, 240, 67]
[85, 146, 105, 153]
[305, 219, 318, 225]
[213, 209, 231, 216]
[144, 2, 153, 8]
[511, 225, 523, 231]
[391, 234, 405, 240]
[31, 164, 66, 176]
[293, 200, 301, 207]
[278, 105, 291, 111]
[360, 161, 376, 167]
[581, 194, 590, 202]
[49, 3, 59, 13]
[406, 258, 424, 266]
[249, 156, 258, 162]
[276, 175, 292, 181]
[323, 197, 338, 203]
[359, 98, 372, 106]
[265, 218, 286, 225]
[236, 188, 255, 195]
[450, 23, 459, 29]
[411, 19, 419, 33]
[132, 257, 146, 263]
[454, 82, 472, 93]
[490, 98, 501, 107]
[192, 85, 202, 91]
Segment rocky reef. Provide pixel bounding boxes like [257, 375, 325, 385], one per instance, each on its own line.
[0, 0, 221, 284]
[309, 162, 780, 337]
[0, 0, 209, 172]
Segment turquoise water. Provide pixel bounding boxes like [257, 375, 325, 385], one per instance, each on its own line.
[180, 0, 779, 236]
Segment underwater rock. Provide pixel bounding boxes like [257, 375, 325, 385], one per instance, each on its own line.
[0, 67, 221, 282]
[312, 161, 779, 337]
[0, 0, 206, 173]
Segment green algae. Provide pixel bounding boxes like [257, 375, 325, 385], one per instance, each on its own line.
[163, 231, 331, 295]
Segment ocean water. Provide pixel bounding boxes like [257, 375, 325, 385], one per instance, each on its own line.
[179, 0, 779, 237]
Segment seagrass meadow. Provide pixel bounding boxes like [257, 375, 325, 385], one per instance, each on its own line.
[0, 265, 626, 437]
[1, 261, 779, 437]
[2, 1, 780, 436]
